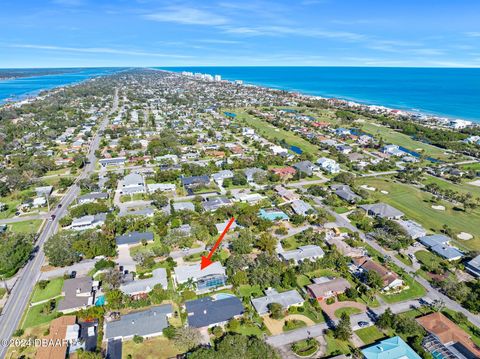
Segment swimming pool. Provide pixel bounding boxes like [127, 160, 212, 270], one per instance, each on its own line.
[95, 295, 105, 306]
[214, 293, 235, 300]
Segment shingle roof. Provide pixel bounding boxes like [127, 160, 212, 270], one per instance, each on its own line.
[418, 234, 450, 248]
[115, 231, 154, 246]
[174, 262, 226, 284]
[279, 245, 325, 262]
[360, 203, 404, 219]
[306, 277, 351, 299]
[251, 289, 304, 315]
[181, 175, 210, 186]
[120, 268, 168, 295]
[104, 304, 173, 340]
[186, 296, 244, 328]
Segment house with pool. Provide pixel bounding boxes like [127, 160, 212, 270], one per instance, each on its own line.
[173, 262, 229, 294]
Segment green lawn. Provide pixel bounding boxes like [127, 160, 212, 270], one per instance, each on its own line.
[360, 122, 452, 161]
[355, 326, 386, 345]
[238, 284, 262, 298]
[31, 278, 64, 303]
[422, 175, 480, 198]
[324, 332, 351, 356]
[234, 111, 321, 155]
[233, 325, 264, 337]
[22, 299, 61, 329]
[415, 250, 443, 271]
[380, 273, 426, 304]
[122, 336, 182, 359]
[296, 274, 311, 287]
[395, 253, 413, 266]
[334, 307, 362, 318]
[283, 319, 307, 332]
[8, 219, 43, 234]
[357, 177, 480, 251]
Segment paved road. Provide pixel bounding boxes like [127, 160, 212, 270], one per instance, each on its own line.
[39, 258, 101, 281]
[0, 214, 49, 225]
[0, 89, 118, 359]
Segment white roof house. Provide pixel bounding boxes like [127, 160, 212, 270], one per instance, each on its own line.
[147, 183, 176, 192]
[121, 173, 146, 194]
[251, 288, 304, 315]
[278, 245, 325, 265]
[316, 157, 340, 174]
[70, 213, 107, 231]
[174, 262, 226, 284]
[291, 199, 315, 216]
[120, 268, 168, 297]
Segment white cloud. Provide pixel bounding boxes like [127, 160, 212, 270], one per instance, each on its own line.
[144, 7, 228, 26]
[465, 32, 480, 37]
[9, 44, 192, 58]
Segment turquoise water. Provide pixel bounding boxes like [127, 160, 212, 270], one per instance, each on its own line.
[0, 67, 122, 104]
[95, 295, 105, 306]
[161, 67, 480, 122]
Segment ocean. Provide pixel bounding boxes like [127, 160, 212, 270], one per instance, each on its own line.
[1, 66, 480, 122]
[0, 67, 121, 105]
[161, 67, 480, 122]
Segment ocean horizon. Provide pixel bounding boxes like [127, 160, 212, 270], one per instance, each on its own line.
[1, 66, 480, 123]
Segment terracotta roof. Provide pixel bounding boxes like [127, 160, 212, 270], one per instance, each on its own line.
[36, 316, 76, 359]
[353, 257, 400, 287]
[416, 312, 480, 357]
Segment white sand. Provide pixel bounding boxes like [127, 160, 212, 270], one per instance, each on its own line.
[468, 180, 480, 187]
[432, 205, 446, 211]
[380, 190, 389, 194]
[361, 185, 376, 191]
[457, 232, 473, 240]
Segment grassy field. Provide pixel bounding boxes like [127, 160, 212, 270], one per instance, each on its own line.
[122, 336, 182, 359]
[31, 278, 64, 303]
[334, 307, 362, 317]
[380, 272, 426, 304]
[235, 111, 321, 155]
[357, 177, 480, 250]
[355, 326, 386, 345]
[422, 175, 480, 198]
[8, 219, 43, 234]
[360, 122, 452, 161]
[296, 274, 311, 287]
[415, 250, 443, 271]
[238, 284, 262, 298]
[22, 299, 60, 329]
[324, 332, 351, 356]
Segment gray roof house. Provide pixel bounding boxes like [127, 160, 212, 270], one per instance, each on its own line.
[104, 304, 173, 341]
[121, 173, 146, 195]
[35, 186, 53, 197]
[181, 175, 210, 188]
[395, 219, 427, 239]
[331, 184, 361, 203]
[418, 234, 464, 261]
[359, 203, 404, 219]
[99, 157, 126, 167]
[120, 268, 168, 297]
[173, 201, 195, 212]
[58, 277, 95, 313]
[115, 231, 154, 246]
[243, 167, 266, 183]
[466, 255, 480, 277]
[186, 296, 244, 328]
[212, 170, 234, 184]
[77, 192, 109, 204]
[293, 161, 317, 176]
[202, 196, 231, 212]
[70, 213, 107, 231]
[278, 245, 325, 265]
[291, 199, 315, 216]
[251, 288, 304, 315]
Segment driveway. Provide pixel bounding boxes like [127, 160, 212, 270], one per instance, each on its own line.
[117, 245, 136, 273]
[40, 258, 100, 280]
[320, 300, 366, 320]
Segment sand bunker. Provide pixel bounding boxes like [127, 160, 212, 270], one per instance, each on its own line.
[361, 185, 376, 191]
[432, 205, 446, 211]
[457, 232, 473, 240]
[380, 190, 389, 194]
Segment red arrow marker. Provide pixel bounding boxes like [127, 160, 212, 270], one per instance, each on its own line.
[201, 217, 235, 270]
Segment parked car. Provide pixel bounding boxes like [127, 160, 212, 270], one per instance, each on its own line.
[358, 321, 369, 328]
[70, 271, 77, 278]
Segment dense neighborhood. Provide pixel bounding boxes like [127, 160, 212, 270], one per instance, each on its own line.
[0, 69, 480, 359]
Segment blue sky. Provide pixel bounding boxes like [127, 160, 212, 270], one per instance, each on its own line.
[1, 0, 480, 68]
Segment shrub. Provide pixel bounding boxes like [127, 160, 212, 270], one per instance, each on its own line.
[133, 335, 144, 344]
[38, 280, 50, 290]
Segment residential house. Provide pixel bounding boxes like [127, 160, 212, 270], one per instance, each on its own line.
[70, 213, 106, 231]
[202, 196, 231, 212]
[233, 192, 266, 204]
[36, 316, 78, 359]
[174, 262, 227, 293]
[306, 277, 351, 301]
[115, 231, 154, 247]
[173, 201, 195, 212]
[317, 157, 340, 174]
[278, 245, 325, 265]
[78, 192, 109, 204]
[121, 173, 146, 195]
[465, 254, 480, 277]
[271, 166, 296, 180]
[104, 304, 173, 341]
[181, 175, 210, 189]
[418, 234, 464, 261]
[275, 185, 300, 202]
[359, 203, 404, 220]
[293, 161, 317, 176]
[417, 312, 480, 359]
[99, 157, 126, 168]
[58, 277, 96, 313]
[120, 268, 168, 299]
[361, 336, 421, 359]
[291, 199, 315, 216]
[331, 184, 361, 203]
[271, 145, 288, 156]
[186, 296, 244, 329]
[147, 183, 176, 192]
[35, 186, 53, 197]
[353, 257, 404, 291]
[243, 167, 266, 183]
[395, 219, 427, 240]
[212, 170, 234, 184]
[251, 288, 304, 315]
